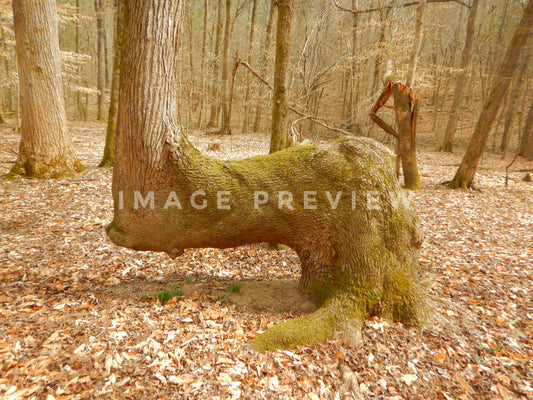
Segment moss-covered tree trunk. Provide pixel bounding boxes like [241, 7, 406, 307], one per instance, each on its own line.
[99, 0, 125, 168]
[9, 0, 83, 179]
[109, 0, 431, 351]
[449, 0, 533, 189]
[269, 0, 294, 153]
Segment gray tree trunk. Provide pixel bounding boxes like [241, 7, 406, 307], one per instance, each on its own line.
[9, 0, 83, 179]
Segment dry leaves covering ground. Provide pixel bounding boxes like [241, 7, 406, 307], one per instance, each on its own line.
[0, 121, 532, 400]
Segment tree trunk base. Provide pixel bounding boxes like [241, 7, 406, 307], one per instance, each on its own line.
[6, 155, 84, 180]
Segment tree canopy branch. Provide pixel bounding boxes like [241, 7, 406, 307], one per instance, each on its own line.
[331, 0, 469, 15]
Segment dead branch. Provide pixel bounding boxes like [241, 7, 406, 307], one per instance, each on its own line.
[331, 0, 469, 15]
[237, 57, 354, 137]
[237, 58, 273, 91]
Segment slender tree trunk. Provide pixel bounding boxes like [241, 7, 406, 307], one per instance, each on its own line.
[75, 0, 85, 120]
[9, 0, 83, 179]
[520, 101, 533, 158]
[253, 0, 276, 133]
[99, 0, 124, 168]
[242, 0, 258, 132]
[207, 0, 223, 128]
[406, 0, 426, 88]
[218, 0, 232, 135]
[197, 0, 208, 128]
[348, 0, 358, 121]
[449, 0, 533, 189]
[270, 0, 295, 153]
[95, 0, 106, 121]
[0, 98, 5, 124]
[440, 0, 479, 153]
[500, 51, 530, 157]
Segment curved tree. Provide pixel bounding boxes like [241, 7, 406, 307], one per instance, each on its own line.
[108, 0, 432, 350]
[8, 0, 83, 179]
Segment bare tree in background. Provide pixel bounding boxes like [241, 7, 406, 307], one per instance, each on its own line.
[270, 0, 295, 153]
[218, 0, 232, 135]
[94, 0, 106, 121]
[440, 0, 479, 153]
[99, 0, 125, 168]
[253, 0, 276, 133]
[449, 0, 533, 189]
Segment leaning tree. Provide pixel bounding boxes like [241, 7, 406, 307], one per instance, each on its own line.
[8, 0, 83, 179]
[449, 0, 533, 189]
[108, 0, 432, 350]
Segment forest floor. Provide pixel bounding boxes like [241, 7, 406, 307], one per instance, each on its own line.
[0, 120, 532, 400]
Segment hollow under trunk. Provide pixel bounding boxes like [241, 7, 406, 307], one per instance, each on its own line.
[108, 0, 432, 351]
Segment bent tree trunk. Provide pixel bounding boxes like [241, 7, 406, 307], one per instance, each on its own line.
[108, 0, 431, 351]
[9, 0, 83, 179]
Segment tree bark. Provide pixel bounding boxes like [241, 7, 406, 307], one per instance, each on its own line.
[500, 50, 530, 157]
[270, 0, 294, 153]
[109, 0, 431, 351]
[406, 0, 426, 88]
[348, 0, 358, 121]
[207, 0, 223, 128]
[520, 101, 533, 159]
[99, 0, 124, 168]
[197, 0, 209, 128]
[8, 0, 83, 179]
[393, 84, 421, 189]
[440, 0, 479, 153]
[75, 0, 86, 121]
[253, 0, 276, 133]
[95, 0, 106, 121]
[242, 0, 258, 132]
[218, 0, 232, 135]
[449, 0, 533, 189]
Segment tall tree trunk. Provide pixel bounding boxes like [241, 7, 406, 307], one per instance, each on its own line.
[242, 0, 258, 132]
[99, 0, 124, 168]
[218, 0, 232, 135]
[95, 0, 106, 121]
[449, 0, 533, 189]
[520, 101, 533, 159]
[109, 0, 430, 351]
[269, 0, 294, 153]
[207, 0, 223, 128]
[75, 0, 86, 120]
[9, 0, 83, 179]
[440, 0, 479, 153]
[197, 0, 208, 128]
[500, 50, 530, 157]
[253, 0, 276, 132]
[348, 0, 358, 121]
[406, 0, 426, 88]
